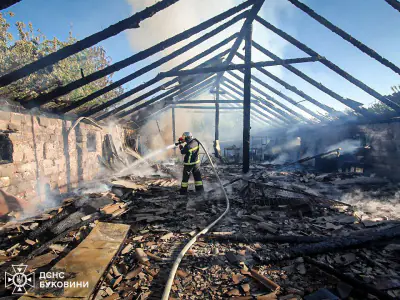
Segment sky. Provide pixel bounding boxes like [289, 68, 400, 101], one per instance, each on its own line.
[3, 0, 400, 125]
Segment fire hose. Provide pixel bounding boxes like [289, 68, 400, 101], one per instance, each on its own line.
[161, 140, 230, 300]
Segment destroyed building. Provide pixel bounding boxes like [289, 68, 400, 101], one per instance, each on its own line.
[0, 0, 400, 299]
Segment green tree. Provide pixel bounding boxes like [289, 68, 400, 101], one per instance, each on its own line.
[0, 12, 123, 113]
[367, 85, 400, 115]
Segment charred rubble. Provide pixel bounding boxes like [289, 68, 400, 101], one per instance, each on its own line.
[1, 0, 400, 299]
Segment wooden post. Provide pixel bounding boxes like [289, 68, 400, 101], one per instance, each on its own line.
[214, 84, 220, 158]
[172, 108, 176, 156]
[243, 23, 252, 173]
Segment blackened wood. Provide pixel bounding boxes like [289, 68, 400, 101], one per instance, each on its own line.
[259, 225, 400, 264]
[236, 67, 321, 121]
[220, 82, 286, 126]
[173, 106, 242, 110]
[0, 0, 182, 87]
[219, 87, 276, 127]
[226, 70, 309, 123]
[116, 75, 216, 120]
[288, 0, 400, 75]
[253, 41, 370, 117]
[236, 52, 337, 116]
[91, 51, 228, 119]
[256, 16, 400, 113]
[243, 23, 252, 173]
[0, 0, 21, 10]
[385, 0, 400, 12]
[219, 94, 276, 127]
[222, 76, 293, 124]
[172, 108, 176, 155]
[19, 1, 255, 108]
[160, 56, 319, 77]
[60, 14, 243, 113]
[205, 233, 326, 243]
[82, 45, 231, 117]
[215, 84, 220, 142]
[213, 0, 266, 90]
[304, 257, 395, 300]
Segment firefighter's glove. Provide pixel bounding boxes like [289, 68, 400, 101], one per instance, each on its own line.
[179, 145, 183, 150]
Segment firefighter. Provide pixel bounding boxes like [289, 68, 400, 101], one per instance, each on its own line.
[178, 132, 204, 195]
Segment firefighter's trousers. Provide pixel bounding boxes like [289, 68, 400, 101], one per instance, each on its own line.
[180, 163, 204, 194]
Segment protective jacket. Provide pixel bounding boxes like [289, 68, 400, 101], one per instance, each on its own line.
[180, 138, 200, 165]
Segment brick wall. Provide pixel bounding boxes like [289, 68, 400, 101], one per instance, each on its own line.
[0, 111, 106, 203]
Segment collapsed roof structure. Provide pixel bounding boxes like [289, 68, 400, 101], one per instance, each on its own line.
[1, 0, 400, 172]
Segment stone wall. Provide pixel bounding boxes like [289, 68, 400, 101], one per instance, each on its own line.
[295, 120, 400, 180]
[0, 111, 105, 204]
[359, 121, 400, 180]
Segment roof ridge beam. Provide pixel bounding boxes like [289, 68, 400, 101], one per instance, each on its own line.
[212, 0, 266, 89]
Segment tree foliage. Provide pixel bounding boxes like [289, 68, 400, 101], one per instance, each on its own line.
[367, 85, 400, 115]
[0, 12, 123, 112]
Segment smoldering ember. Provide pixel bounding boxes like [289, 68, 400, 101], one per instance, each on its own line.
[0, 1, 400, 300]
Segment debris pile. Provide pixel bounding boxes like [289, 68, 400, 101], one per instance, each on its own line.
[0, 164, 399, 299]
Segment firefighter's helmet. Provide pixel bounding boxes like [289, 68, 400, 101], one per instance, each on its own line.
[182, 132, 193, 142]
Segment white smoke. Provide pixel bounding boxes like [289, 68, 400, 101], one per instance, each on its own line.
[124, 0, 295, 153]
[325, 139, 361, 154]
[341, 189, 400, 221]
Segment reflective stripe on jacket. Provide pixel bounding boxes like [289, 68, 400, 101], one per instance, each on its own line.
[181, 138, 200, 165]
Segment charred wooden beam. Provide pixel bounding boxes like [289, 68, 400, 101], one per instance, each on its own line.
[160, 56, 319, 77]
[219, 95, 277, 127]
[0, 0, 21, 10]
[385, 0, 400, 12]
[20, 1, 255, 109]
[288, 0, 400, 75]
[172, 108, 176, 155]
[222, 75, 295, 124]
[90, 51, 228, 119]
[243, 23, 252, 173]
[236, 52, 337, 116]
[61, 13, 243, 113]
[116, 75, 217, 121]
[213, 0, 266, 90]
[215, 84, 220, 156]
[171, 100, 244, 104]
[173, 106, 243, 110]
[252, 41, 370, 117]
[256, 16, 400, 113]
[81, 45, 230, 117]
[0, 0, 183, 87]
[219, 87, 281, 127]
[177, 82, 215, 102]
[220, 82, 287, 126]
[226, 70, 310, 123]
[304, 257, 395, 300]
[235, 67, 321, 121]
